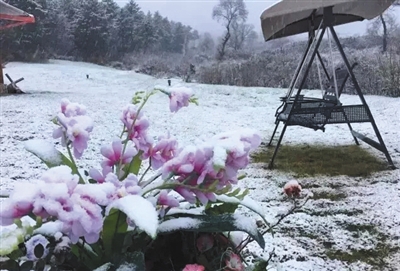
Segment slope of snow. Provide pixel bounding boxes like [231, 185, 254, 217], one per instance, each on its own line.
[1, 60, 399, 270]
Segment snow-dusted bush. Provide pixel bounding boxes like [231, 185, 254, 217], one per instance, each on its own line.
[196, 49, 321, 90]
[0, 86, 289, 271]
[197, 42, 400, 97]
[347, 48, 400, 97]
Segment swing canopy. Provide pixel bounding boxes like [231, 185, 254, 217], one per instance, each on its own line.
[0, 0, 35, 30]
[261, 0, 396, 41]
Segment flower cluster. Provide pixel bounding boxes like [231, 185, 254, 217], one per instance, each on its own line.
[0, 86, 276, 271]
[161, 129, 261, 204]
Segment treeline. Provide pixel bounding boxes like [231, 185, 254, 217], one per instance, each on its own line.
[0, 0, 200, 63]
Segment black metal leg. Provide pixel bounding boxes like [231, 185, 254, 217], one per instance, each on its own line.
[340, 109, 360, 145]
[268, 121, 280, 146]
[269, 20, 326, 168]
[268, 123, 288, 169]
[329, 26, 395, 168]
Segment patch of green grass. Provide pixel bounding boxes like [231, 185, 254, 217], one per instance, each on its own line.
[325, 244, 398, 267]
[251, 144, 387, 177]
[297, 208, 363, 217]
[344, 224, 379, 236]
[326, 223, 399, 267]
[311, 190, 347, 201]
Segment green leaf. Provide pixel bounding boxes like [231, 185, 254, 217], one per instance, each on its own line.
[106, 195, 158, 238]
[205, 202, 239, 215]
[0, 259, 19, 270]
[34, 259, 46, 271]
[114, 252, 145, 271]
[158, 214, 265, 249]
[253, 259, 268, 271]
[25, 139, 67, 168]
[102, 209, 128, 259]
[24, 140, 83, 182]
[124, 152, 142, 177]
[215, 194, 269, 227]
[20, 261, 34, 271]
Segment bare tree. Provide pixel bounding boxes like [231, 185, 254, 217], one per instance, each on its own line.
[212, 0, 248, 60]
[198, 32, 215, 55]
[372, 1, 400, 52]
[228, 22, 257, 51]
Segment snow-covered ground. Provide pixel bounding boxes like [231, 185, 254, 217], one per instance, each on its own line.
[1, 60, 399, 271]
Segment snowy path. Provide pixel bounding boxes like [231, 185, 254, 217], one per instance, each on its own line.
[1, 60, 399, 270]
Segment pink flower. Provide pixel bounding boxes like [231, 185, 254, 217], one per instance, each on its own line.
[60, 98, 87, 117]
[1, 166, 108, 244]
[160, 129, 260, 205]
[225, 252, 245, 271]
[157, 190, 179, 208]
[144, 134, 178, 170]
[183, 264, 205, 271]
[121, 105, 153, 152]
[104, 173, 142, 198]
[0, 199, 35, 226]
[53, 99, 94, 159]
[89, 166, 112, 183]
[168, 87, 193, 113]
[283, 180, 302, 197]
[100, 140, 137, 168]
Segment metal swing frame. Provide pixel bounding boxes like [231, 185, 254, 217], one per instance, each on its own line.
[267, 7, 395, 169]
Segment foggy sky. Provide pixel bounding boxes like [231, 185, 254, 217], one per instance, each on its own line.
[117, 0, 397, 40]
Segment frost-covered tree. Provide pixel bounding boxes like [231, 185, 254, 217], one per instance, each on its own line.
[212, 0, 248, 60]
[137, 12, 157, 53]
[367, 1, 400, 52]
[116, 0, 144, 54]
[0, 0, 47, 61]
[73, 0, 109, 61]
[198, 32, 215, 55]
[101, 0, 120, 59]
[228, 22, 257, 52]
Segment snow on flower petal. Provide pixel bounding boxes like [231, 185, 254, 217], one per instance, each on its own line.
[120, 104, 153, 152]
[168, 87, 193, 113]
[158, 191, 179, 208]
[283, 180, 302, 197]
[101, 139, 137, 168]
[60, 98, 87, 117]
[53, 100, 94, 159]
[225, 252, 245, 271]
[0, 183, 40, 226]
[144, 134, 178, 170]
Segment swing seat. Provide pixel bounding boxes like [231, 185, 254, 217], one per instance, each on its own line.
[264, 3, 395, 169]
[275, 63, 358, 130]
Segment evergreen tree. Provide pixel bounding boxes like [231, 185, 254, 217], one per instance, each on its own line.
[117, 0, 144, 54]
[73, 0, 109, 61]
[101, 0, 120, 59]
[0, 0, 47, 61]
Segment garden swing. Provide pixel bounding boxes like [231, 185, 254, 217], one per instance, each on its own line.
[260, 0, 396, 169]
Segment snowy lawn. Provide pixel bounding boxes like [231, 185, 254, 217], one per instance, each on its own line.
[1, 60, 399, 271]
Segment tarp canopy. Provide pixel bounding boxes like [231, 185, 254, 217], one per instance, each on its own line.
[261, 0, 396, 41]
[0, 0, 35, 30]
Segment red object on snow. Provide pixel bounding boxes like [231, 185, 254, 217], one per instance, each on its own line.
[0, 0, 35, 30]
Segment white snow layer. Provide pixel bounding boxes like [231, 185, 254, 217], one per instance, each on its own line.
[0, 60, 399, 270]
